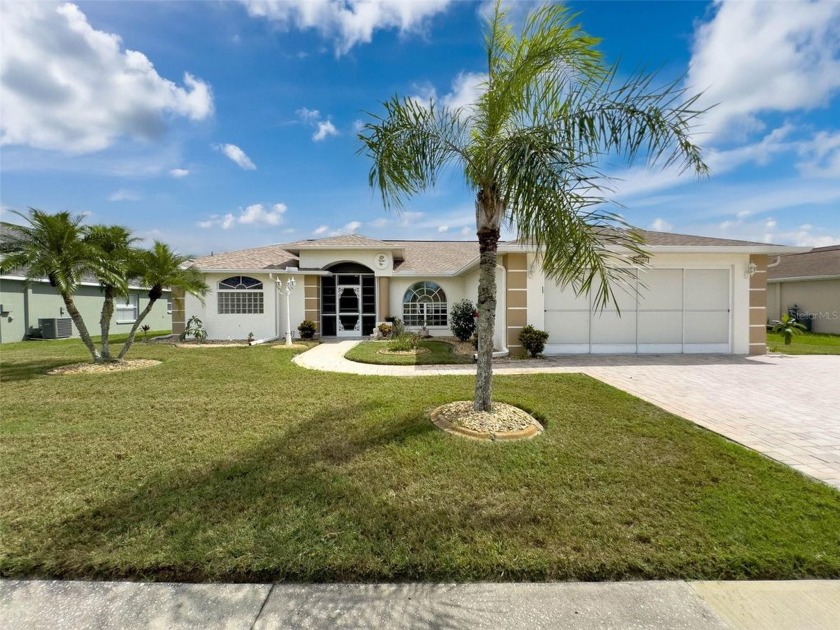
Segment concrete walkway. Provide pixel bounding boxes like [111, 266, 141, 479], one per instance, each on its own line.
[3, 579, 839, 629]
[294, 342, 840, 490]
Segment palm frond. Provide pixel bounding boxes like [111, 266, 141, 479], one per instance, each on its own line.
[358, 96, 472, 209]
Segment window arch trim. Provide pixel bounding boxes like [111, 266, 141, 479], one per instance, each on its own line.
[402, 281, 447, 327]
[218, 276, 264, 314]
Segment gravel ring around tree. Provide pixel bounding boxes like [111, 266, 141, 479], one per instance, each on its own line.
[430, 400, 544, 441]
[47, 359, 161, 376]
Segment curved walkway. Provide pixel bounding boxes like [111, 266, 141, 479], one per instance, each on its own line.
[294, 341, 840, 490]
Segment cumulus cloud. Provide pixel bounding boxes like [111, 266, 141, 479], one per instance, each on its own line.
[412, 71, 486, 115]
[109, 189, 141, 202]
[296, 108, 339, 141]
[313, 225, 329, 235]
[239, 0, 454, 54]
[312, 120, 339, 141]
[215, 143, 256, 169]
[0, 2, 213, 153]
[199, 203, 286, 230]
[687, 0, 840, 140]
[169, 168, 190, 178]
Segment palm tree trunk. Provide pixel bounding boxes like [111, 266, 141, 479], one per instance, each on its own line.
[474, 192, 502, 412]
[117, 298, 157, 360]
[61, 292, 101, 362]
[99, 286, 115, 361]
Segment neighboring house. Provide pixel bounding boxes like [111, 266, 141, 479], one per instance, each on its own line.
[767, 245, 840, 335]
[182, 231, 805, 356]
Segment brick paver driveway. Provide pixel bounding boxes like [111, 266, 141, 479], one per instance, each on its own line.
[297, 343, 840, 489]
[578, 354, 840, 490]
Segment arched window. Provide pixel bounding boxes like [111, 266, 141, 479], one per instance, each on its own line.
[218, 276, 264, 314]
[403, 281, 447, 327]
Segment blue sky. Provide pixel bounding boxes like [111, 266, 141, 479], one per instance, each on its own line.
[1, 0, 838, 255]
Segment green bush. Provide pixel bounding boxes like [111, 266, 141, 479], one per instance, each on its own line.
[450, 299, 477, 341]
[297, 320, 317, 339]
[518, 324, 549, 357]
[378, 322, 393, 338]
[388, 332, 420, 352]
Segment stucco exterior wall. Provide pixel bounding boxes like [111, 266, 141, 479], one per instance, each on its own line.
[299, 250, 385, 274]
[0, 278, 171, 343]
[184, 272, 306, 341]
[768, 279, 840, 334]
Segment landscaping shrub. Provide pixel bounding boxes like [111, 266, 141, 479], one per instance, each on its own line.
[378, 322, 393, 338]
[297, 320, 317, 339]
[388, 332, 420, 352]
[450, 299, 477, 341]
[519, 324, 549, 357]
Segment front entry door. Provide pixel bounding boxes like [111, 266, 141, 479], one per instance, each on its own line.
[337, 285, 361, 336]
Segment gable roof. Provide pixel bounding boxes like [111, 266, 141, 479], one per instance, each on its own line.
[388, 241, 479, 274]
[282, 234, 396, 251]
[768, 245, 840, 281]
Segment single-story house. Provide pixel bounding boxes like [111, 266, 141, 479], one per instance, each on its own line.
[181, 231, 806, 356]
[767, 244, 840, 335]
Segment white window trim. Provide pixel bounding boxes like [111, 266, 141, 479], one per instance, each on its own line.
[115, 294, 139, 324]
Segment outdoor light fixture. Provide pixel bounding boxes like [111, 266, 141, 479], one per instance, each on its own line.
[745, 262, 757, 278]
[278, 277, 296, 346]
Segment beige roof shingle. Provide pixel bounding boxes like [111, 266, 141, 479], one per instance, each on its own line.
[190, 244, 298, 271]
[768, 245, 840, 280]
[282, 234, 395, 250]
[386, 241, 479, 274]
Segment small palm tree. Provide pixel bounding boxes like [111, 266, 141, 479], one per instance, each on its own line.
[117, 242, 208, 359]
[772, 314, 807, 345]
[0, 209, 104, 361]
[84, 224, 140, 361]
[359, 1, 708, 411]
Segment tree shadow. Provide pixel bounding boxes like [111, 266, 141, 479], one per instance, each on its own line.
[0, 357, 84, 382]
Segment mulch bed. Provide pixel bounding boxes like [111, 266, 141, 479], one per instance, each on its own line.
[47, 360, 161, 376]
[430, 400, 543, 441]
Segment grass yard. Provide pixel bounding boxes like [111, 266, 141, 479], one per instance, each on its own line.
[767, 331, 840, 355]
[345, 339, 473, 365]
[1, 338, 840, 582]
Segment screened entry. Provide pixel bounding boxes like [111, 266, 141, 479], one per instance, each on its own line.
[320, 263, 376, 336]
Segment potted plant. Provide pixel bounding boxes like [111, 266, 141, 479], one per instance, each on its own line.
[298, 320, 317, 339]
[378, 322, 393, 338]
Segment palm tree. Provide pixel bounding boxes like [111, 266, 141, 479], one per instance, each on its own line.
[117, 241, 208, 360]
[359, 2, 708, 411]
[0, 209, 104, 362]
[84, 225, 140, 361]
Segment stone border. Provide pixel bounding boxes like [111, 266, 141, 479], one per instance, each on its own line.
[377, 347, 431, 356]
[429, 402, 544, 442]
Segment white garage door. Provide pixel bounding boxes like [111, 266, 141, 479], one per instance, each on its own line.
[544, 268, 731, 354]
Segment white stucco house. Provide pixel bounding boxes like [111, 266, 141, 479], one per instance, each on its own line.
[179, 231, 806, 356]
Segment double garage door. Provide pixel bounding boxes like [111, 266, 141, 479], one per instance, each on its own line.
[544, 268, 731, 354]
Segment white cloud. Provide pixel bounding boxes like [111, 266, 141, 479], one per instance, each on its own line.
[296, 108, 339, 141]
[109, 189, 141, 202]
[687, 0, 840, 140]
[215, 143, 256, 170]
[411, 71, 486, 115]
[649, 218, 673, 232]
[312, 120, 338, 141]
[329, 221, 362, 236]
[238, 203, 287, 225]
[239, 0, 454, 54]
[296, 107, 321, 121]
[0, 2, 213, 154]
[797, 130, 840, 179]
[169, 168, 190, 178]
[200, 202, 286, 230]
[313, 225, 329, 235]
[437, 225, 449, 233]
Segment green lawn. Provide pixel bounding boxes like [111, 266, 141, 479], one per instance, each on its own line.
[767, 331, 840, 355]
[1, 338, 839, 582]
[345, 339, 473, 365]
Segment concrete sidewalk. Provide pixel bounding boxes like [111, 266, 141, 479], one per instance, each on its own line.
[2, 579, 838, 629]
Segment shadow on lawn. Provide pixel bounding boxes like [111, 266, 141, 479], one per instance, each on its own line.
[10, 402, 450, 582]
[0, 357, 83, 382]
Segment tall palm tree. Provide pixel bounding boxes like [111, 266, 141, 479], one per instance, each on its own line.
[117, 241, 207, 360]
[84, 225, 140, 361]
[0, 209, 104, 362]
[359, 2, 708, 411]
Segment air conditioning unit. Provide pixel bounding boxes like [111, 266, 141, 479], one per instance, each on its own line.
[39, 318, 73, 339]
